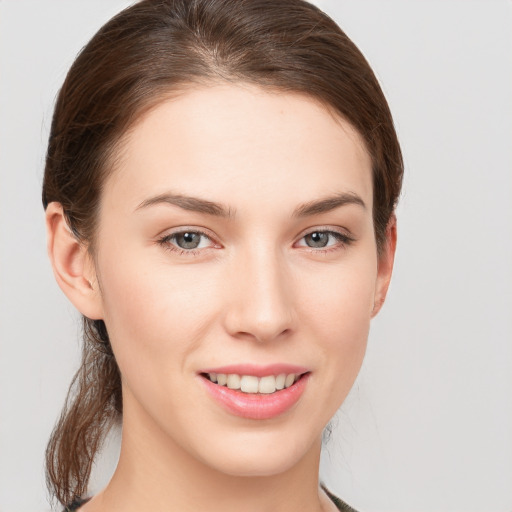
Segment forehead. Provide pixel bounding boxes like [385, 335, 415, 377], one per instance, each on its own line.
[105, 83, 373, 214]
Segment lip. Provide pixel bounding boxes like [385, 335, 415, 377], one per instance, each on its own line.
[200, 363, 309, 378]
[198, 367, 310, 420]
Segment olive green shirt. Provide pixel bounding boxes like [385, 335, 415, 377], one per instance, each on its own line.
[64, 488, 357, 511]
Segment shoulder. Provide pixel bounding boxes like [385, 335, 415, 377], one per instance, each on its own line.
[62, 492, 356, 512]
[322, 485, 359, 512]
[62, 497, 91, 512]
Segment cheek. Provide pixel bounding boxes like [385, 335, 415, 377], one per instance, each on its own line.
[301, 257, 377, 338]
[298, 254, 377, 399]
[96, 249, 221, 377]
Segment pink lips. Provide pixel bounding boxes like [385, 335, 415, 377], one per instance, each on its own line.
[198, 364, 310, 420]
[201, 363, 309, 377]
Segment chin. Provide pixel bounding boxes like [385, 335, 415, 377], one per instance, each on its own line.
[208, 454, 303, 478]
[194, 428, 320, 478]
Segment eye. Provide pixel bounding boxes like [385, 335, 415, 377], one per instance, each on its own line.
[157, 229, 216, 254]
[296, 229, 353, 250]
[172, 231, 209, 250]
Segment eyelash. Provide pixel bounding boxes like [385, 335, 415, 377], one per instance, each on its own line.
[157, 228, 354, 257]
[297, 230, 355, 254]
[157, 229, 214, 257]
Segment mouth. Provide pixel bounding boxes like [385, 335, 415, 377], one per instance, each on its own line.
[198, 368, 310, 420]
[200, 372, 305, 395]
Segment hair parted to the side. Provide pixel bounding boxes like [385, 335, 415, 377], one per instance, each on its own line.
[43, 0, 403, 506]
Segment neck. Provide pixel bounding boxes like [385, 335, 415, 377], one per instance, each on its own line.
[90, 391, 329, 512]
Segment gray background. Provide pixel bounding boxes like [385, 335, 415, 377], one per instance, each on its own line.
[1, 1, 511, 511]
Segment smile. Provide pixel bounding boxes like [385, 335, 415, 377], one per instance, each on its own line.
[204, 372, 300, 394]
[199, 366, 310, 420]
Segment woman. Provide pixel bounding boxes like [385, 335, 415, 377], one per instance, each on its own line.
[43, 0, 403, 510]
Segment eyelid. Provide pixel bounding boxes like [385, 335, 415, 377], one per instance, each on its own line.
[157, 225, 218, 241]
[295, 225, 354, 240]
[294, 226, 355, 250]
[156, 225, 354, 257]
[157, 226, 221, 255]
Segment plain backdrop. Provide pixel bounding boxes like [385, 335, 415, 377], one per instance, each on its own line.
[0, 1, 511, 511]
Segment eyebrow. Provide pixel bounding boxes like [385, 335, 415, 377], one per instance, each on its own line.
[292, 192, 366, 217]
[135, 193, 234, 217]
[135, 191, 366, 218]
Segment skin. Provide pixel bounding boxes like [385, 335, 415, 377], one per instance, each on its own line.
[46, 83, 396, 512]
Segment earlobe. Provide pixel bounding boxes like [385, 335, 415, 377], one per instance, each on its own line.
[372, 215, 397, 318]
[45, 202, 103, 320]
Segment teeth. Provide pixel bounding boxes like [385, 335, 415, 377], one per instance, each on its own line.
[259, 375, 276, 394]
[240, 375, 259, 393]
[226, 374, 241, 390]
[206, 372, 301, 394]
[285, 374, 295, 388]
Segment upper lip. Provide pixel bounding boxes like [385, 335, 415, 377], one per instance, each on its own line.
[199, 363, 309, 378]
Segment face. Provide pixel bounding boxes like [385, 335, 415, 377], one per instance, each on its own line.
[90, 83, 391, 477]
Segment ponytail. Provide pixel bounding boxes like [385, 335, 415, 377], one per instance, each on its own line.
[45, 319, 121, 506]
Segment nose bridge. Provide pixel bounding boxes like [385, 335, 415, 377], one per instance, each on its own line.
[225, 242, 295, 342]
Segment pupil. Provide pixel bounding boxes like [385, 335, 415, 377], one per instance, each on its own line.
[177, 232, 200, 249]
[306, 232, 328, 248]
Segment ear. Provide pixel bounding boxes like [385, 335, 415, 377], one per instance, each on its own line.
[45, 202, 104, 320]
[372, 215, 397, 318]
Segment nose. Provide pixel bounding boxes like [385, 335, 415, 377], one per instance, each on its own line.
[223, 245, 296, 343]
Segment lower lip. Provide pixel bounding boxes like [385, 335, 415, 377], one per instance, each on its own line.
[200, 373, 310, 420]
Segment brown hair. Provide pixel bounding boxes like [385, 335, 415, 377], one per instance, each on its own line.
[43, 0, 403, 505]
